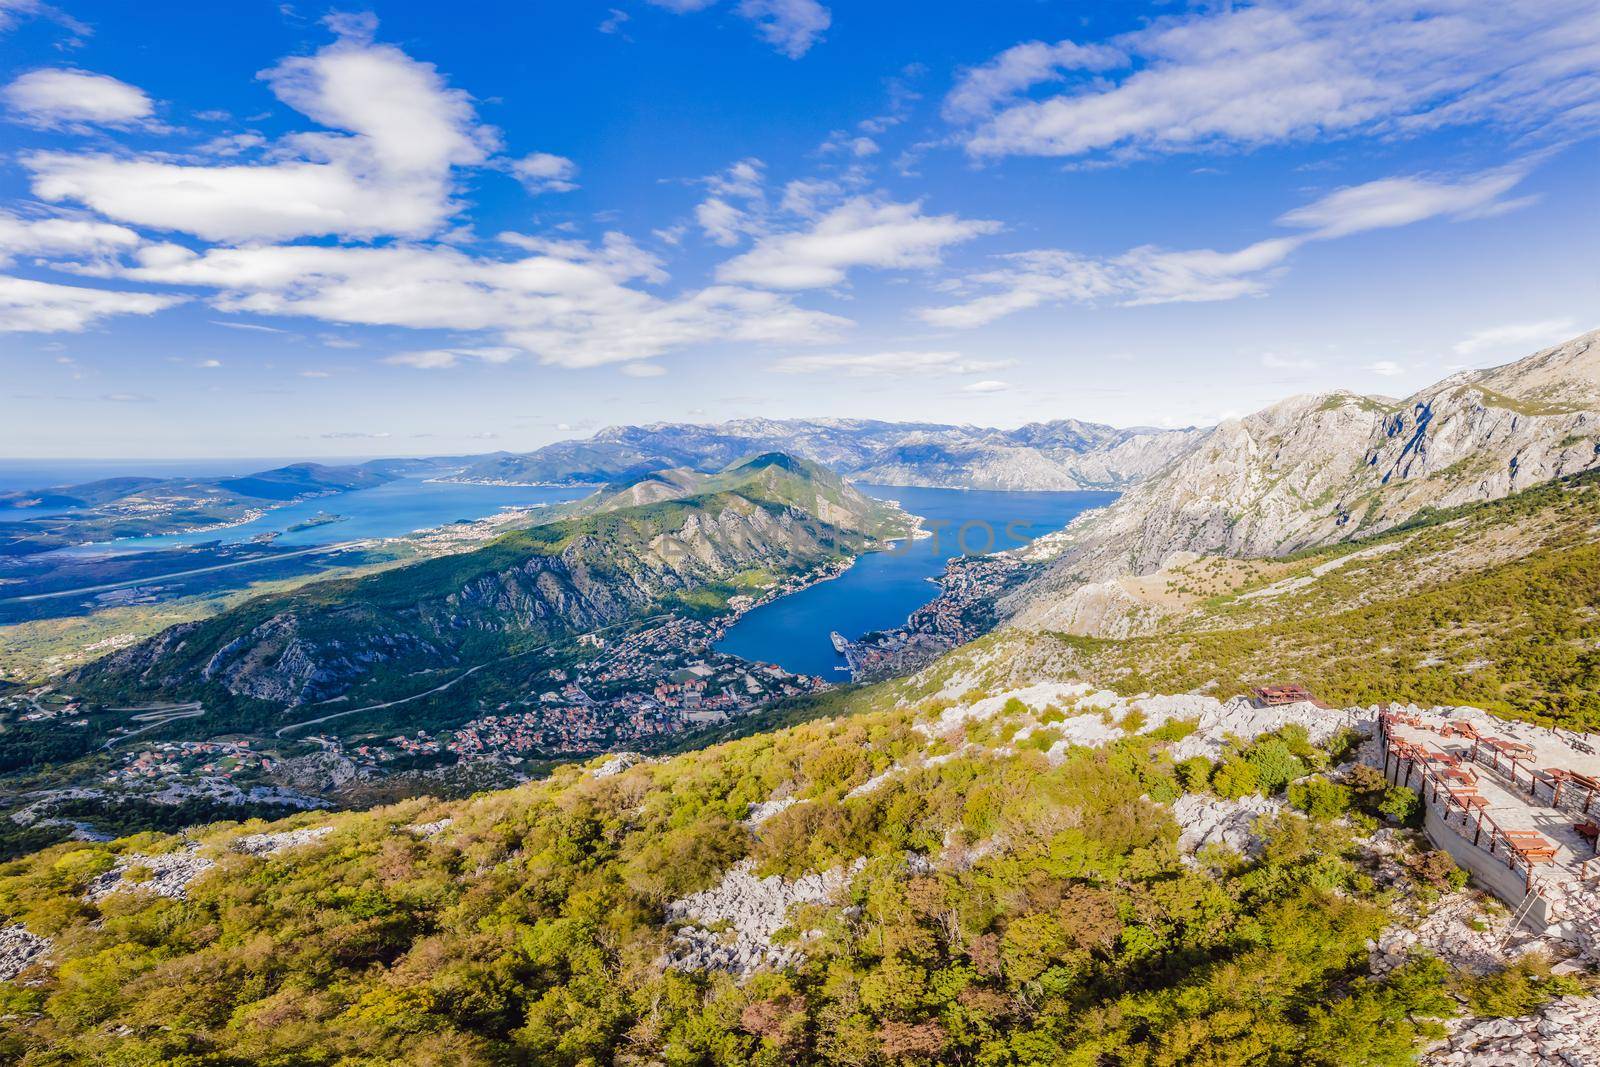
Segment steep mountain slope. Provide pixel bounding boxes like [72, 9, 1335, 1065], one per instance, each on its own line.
[1009, 330, 1600, 629]
[938, 469, 1600, 730]
[448, 416, 1200, 492]
[72, 454, 902, 717]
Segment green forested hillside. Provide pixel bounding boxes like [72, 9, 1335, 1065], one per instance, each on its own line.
[0, 686, 1490, 1066]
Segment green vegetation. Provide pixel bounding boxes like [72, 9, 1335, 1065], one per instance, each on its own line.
[1004, 472, 1600, 730]
[0, 695, 1469, 1065]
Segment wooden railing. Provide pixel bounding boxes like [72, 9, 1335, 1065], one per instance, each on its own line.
[1378, 712, 1550, 895]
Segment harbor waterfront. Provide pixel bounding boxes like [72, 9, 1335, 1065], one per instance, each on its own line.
[714, 485, 1115, 678]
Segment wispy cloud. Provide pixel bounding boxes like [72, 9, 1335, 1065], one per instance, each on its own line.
[919, 164, 1536, 328]
[384, 346, 520, 370]
[718, 197, 999, 290]
[771, 349, 1014, 378]
[951, 0, 1600, 160]
[1452, 318, 1579, 358]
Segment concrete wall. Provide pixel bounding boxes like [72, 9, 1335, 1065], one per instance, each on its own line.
[1423, 807, 1556, 930]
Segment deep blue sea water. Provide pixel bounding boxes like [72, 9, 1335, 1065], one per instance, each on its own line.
[714, 485, 1116, 678]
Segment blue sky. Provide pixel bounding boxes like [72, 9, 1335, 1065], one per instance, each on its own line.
[1, 0, 1596, 458]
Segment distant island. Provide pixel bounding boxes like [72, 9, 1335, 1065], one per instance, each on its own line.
[285, 513, 347, 533]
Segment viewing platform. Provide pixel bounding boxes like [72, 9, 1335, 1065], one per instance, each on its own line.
[1378, 706, 1600, 952]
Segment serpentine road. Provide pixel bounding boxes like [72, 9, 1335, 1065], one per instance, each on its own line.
[272, 614, 671, 738]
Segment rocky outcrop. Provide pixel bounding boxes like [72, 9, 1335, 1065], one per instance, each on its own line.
[1010, 330, 1600, 631]
[232, 826, 333, 856]
[86, 845, 213, 901]
[0, 926, 50, 981]
[589, 752, 646, 778]
[665, 859, 863, 978]
[1171, 794, 1283, 858]
[1420, 996, 1600, 1066]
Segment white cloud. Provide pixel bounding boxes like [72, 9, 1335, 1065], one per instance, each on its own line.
[735, 0, 829, 58]
[779, 178, 843, 218]
[385, 346, 519, 369]
[1277, 166, 1534, 239]
[621, 361, 667, 377]
[705, 157, 766, 200]
[0, 274, 185, 332]
[718, 197, 1000, 289]
[920, 165, 1533, 327]
[24, 24, 496, 241]
[962, 379, 1009, 393]
[695, 197, 751, 247]
[0, 211, 143, 270]
[1367, 360, 1404, 376]
[944, 39, 1126, 123]
[771, 350, 1014, 378]
[512, 152, 579, 194]
[1452, 319, 1580, 357]
[3, 69, 153, 128]
[1260, 352, 1318, 371]
[647, 0, 828, 58]
[198, 358, 222, 368]
[957, 0, 1600, 160]
[209, 319, 287, 333]
[116, 236, 849, 367]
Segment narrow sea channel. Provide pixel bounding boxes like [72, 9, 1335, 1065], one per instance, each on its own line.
[713, 484, 1116, 678]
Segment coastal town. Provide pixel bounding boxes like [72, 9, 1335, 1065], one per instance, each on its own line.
[841, 553, 1032, 681]
[0, 555, 854, 828]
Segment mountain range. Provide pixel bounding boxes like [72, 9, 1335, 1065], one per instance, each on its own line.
[448, 416, 1204, 492]
[9, 334, 1600, 1064]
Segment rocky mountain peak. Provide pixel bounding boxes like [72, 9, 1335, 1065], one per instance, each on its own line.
[1008, 329, 1600, 632]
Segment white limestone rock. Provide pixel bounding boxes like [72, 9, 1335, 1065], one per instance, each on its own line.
[665, 858, 863, 978]
[232, 826, 334, 856]
[86, 845, 214, 901]
[0, 925, 50, 980]
[590, 752, 645, 778]
[1171, 794, 1282, 858]
[1421, 995, 1600, 1066]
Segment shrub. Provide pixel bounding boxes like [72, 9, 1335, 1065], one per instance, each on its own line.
[1288, 776, 1353, 819]
[1243, 738, 1308, 796]
[1456, 954, 1585, 1018]
[1405, 849, 1468, 892]
[1378, 786, 1422, 827]
[1176, 756, 1213, 793]
[1210, 757, 1259, 799]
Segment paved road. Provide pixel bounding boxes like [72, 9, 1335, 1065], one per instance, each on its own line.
[273, 654, 520, 737]
[102, 704, 205, 749]
[1, 542, 365, 603]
